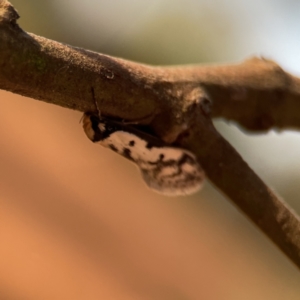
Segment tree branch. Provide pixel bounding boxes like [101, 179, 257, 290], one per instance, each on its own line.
[177, 111, 300, 268]
[1, 0, 300, 269]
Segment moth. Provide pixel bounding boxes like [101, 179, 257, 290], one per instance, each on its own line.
[82, 112, 204, 196]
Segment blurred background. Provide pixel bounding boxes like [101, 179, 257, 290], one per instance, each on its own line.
[1, 0, 300, 299]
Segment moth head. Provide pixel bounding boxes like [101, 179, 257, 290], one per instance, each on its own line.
[82, 112, 107, 142]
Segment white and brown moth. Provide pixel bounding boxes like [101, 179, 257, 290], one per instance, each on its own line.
[82, 112, 204, 196]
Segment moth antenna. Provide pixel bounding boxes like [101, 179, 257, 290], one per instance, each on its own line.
[79, 115, 84, 123]
[91, 87, 101, 119]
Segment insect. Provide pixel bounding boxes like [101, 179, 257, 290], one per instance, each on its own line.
[82, 112, 204, 196]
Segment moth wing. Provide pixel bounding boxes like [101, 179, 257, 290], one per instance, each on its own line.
[82, 114, 204, 196]
[137, 147, 204, 196]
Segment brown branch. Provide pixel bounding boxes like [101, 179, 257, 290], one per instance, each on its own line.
[1, 0, 300, 268]
[177, 109, 300, 267]
[185, 59, 300, 131]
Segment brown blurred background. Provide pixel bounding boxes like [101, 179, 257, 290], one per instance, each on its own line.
[1, 0, 300, 299]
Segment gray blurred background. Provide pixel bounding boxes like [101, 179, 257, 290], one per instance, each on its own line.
[1, 0, 300, 299]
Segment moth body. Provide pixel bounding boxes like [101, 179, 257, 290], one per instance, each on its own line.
[82, 112, 204, 196]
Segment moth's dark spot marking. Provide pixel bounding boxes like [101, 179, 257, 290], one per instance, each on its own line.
[109, 144, 118, 152]
[129, 140, 135, 147]
[123, 148, 132, 160]
[146, 142, 153, 149]
[159, 154, 165, 160]
[178, 153, 195, 166]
